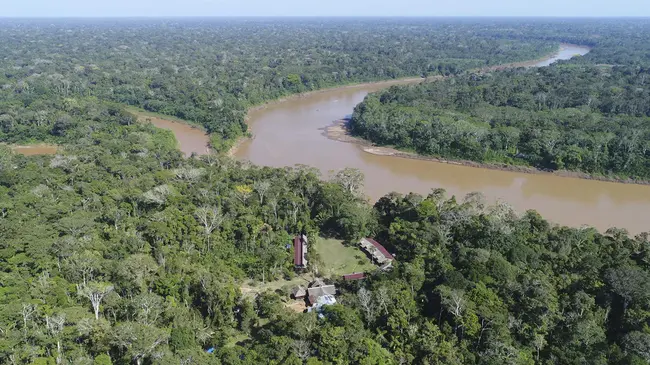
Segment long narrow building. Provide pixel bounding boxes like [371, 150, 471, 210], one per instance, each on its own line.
[294, 234, 308, 269]
[359, 237, 394, 265]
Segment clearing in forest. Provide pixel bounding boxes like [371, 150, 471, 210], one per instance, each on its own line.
[314, 238, 375, 277]
[8, 144, 58, 155]
[240, 276, 312, 313]
[240, 275, 313, 297]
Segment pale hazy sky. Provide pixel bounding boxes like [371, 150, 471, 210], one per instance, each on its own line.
[2, 0, 650, 17]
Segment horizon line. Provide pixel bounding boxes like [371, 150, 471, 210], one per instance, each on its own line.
[2, 15, 650, 19]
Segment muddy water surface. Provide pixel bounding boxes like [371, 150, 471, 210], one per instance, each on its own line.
[234, 82, 650, 234]
[144, 116, 210, 157]
[233, 45, 649, 234]
[147, 45, 650, 234]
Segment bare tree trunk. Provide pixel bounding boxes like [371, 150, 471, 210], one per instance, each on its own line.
[56, 340, 62, 365]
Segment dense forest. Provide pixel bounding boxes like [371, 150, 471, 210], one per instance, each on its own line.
[2, 17, 650, 364]
[3, 119, 650, 363]
[349, 19, 650, 180]
[0, 18, 557, 151]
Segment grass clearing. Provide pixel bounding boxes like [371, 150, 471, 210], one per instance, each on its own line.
[240, 275, 313, 298]
[314, 238, 374, 277]
[239, 237, 373, 301]
[9, 143, 59, 156]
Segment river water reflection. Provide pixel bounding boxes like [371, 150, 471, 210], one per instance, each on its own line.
[532, 44, 590, 67]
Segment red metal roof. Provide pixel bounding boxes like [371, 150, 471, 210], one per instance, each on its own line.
[343, 273, 365, 280]
[365, 238, 394, 260]
[294, 236, 304, 266]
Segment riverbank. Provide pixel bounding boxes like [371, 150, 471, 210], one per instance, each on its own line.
[130, 109, 211, 157]
[226, 77, 427, 157]
[324, 119, 650, 186]
[480, 43, 589, 71]
[125, 44, 616, 187]
[228, 44, 589, 157]
[228, 43, 650, 235]
[127, 107, 207, 132]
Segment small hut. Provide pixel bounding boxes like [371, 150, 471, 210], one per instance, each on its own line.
[291, 285, 307, 299]
[307, 279, 336, 306]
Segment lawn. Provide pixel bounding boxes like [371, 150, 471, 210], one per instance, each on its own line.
[314, 238, 375, 277]
[238, 237, 373, 299]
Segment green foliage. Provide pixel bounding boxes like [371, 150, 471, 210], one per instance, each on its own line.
[351, 31, 650, 179]
[32, 358, 56, 365]
[0, 97, 368, 362]
[0, 18, 559, 151]
[1, 17, 650, 365]
[170, 327, 197, 353]
[93, 354, 113, 365]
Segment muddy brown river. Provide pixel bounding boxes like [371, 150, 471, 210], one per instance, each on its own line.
[153, 45, 650, 234]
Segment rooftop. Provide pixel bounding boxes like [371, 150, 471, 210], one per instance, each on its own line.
[294, 235, 308, 268]
[307, 284, 336, 305]
[292, 285, 307, 298]
[343, 272, 366, 281]
[363, 238, 394, 260]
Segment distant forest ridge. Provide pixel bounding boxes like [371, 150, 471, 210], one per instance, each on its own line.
[0, 17, 608, 150]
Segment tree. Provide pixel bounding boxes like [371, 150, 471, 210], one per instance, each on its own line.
[357, 287, 377, 324]
[194, 206, 224, 251]
[624, 332, 650, 362]
[57, 212, 96, 238]
[606, 266, 650, 311]
[438, 286, 467, 334]
[20, 303, 37, 340]
[375, 286, 390, 316]
[293, 339, 311, 361]
[132, 293, 164, 325]
[0, 145, 13, 171]
[414, 320, 462, 365]
[234, 185, 253, 205]
[2, 17, 650, 365]
[142, 185, 174, 206]
[63, 250, 102, 285]
[332, 168, 365, 197]
[77, 282, 114, 320]
[45, 313, 66, 364]
[118, 254, 158, 293]
[111, 322, 169, 365]
[170, 327, 197, 354]
[253, 180, 271, 205]
[173, 167, 205, 183]
[94, 354, 113, 365]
